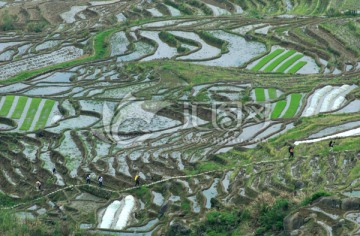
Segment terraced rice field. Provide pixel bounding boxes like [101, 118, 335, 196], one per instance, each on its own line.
[0, 0, 359, 235]
[0, 95, 58, 131]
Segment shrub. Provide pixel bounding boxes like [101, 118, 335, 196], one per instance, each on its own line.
[301, 191, 332, 206]
[0, 10, 17, 31]
[257, 199, 291, 233]
[27, 21, 47, 32]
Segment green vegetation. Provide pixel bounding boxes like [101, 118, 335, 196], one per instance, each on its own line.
[0, 193, 16, 207]
[275, 54, 304, 73]
[0, 96, 15, 116]
[268, 88, 277, 99]
[301, 191, 332, 206]
[255, 88, 265, 101]
[283, 93, 302, 118]
[271, 100, 286, 119]
[20, 98, 41, 130]
[0, 10, 17, 31]
[33, 100, 55, 130]
[27, 21, 48, 33]
[0, 209, 88, 236]
[186, 0, 212, 15]
[256, 199, 292, 234]
[263, 50, 296, 72]
[164, 0, 193, 14]
[251, 49, 285, 71]
[3, 28, 116, 85]
[11, 96, 28, 119]
[194, 211, 241, 235]
[288, 61, 307, 74]
[159, 31, 188, 53]
[197, 31, 228, 53]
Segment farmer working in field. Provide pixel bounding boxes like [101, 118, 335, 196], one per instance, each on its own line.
[289, 146, 294, 159]
[329, 140, 335, 152]
[36, 181, 42, 191]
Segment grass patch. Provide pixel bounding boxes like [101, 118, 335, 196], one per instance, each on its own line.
[251, 49, 285, 71]
[255, 88, 266, 101]
[0, 95, 15, 116]
[282, 93, 302, 118]
[268, 88, 277, 99]
[271, 100, 287, 119]
[33, 100, 55, 130]
[288, 61, 307, 74]
[275, 54, 304, 73]
[263, 50, 296, 72]
[20, 98, 41, 130]
[11, 96, 28, 119]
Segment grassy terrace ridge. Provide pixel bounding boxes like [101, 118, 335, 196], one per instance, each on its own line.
[283, 93, 302, 118]
[0, 95, 15, 116]
[1, 28, 116, 85]
[263, 50, 296, 72]
[11, 96, 28, 119]
[19, 98, 41, 130]
[271, 100, 286, 119]
[275, 54, 304, 73]
[251, 48, 285, 71]
[288, 61, 308, 74]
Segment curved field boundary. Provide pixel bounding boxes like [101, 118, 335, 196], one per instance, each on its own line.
[2, 29, 117, 85]
[0, 158, 291, 211]
[251, 48, 285, 71]
[0, 170, 219, 210]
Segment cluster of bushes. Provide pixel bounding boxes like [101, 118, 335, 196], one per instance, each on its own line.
[301, 191, 332, 206]
[194, 210, 245, 235]
[159, 31, 189, 53]
[0, 210, 86, 236]
[27, 21, 47, 32]
[255, 199, 291, 235]
[164, 0, 193, 15]
[197, 31, 228, 53]
[0, 10, 17, 31]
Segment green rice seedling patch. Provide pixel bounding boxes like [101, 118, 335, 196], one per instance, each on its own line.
[20, 98, 41, 130]
[255, 88, 265, 101]
[251, 49, 285, 71]
[271, 100, 286, 119]
[283, 93, 302, 118]
[288, 61, 307, 74]
[11, 96, 28, 119]
[33, 100, 56, 130]
[0, 96, 15, 116]
[268, 88, 277, 100]
[263, 50, 296, 72]
[275, 54, 304, 73]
